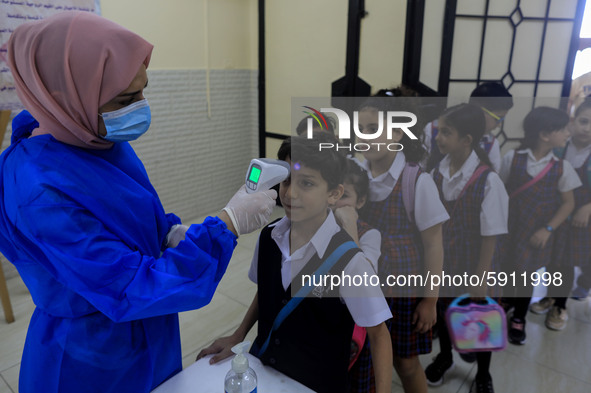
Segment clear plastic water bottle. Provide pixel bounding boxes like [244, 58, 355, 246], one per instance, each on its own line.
[224, 341, 257, 393]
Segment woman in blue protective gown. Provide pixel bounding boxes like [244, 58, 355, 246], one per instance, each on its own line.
[1, 11, 276, 393]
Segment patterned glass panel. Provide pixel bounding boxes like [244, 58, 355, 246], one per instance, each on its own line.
[404, 0, 583, 150]
[488, 0, 518, 16]
[519, 0, 548, 18]
[540, 21, 576, 80]
[549, 0, 579, 18]
[446, 0, 583, 147]
[480, 19, 516, 80]
[511, 21, 544, 80]
[450, 19, 484, 80]
[537, 84, 567, 96]
[456, 0, 486, 15]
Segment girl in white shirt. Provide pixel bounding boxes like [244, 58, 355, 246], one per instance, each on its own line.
[530, 98, 591, 330]
[428, 103, 509, 393]
[499, 106, 580, 346]
[353, 97, 448, 393]
[331, 158, 382, 375]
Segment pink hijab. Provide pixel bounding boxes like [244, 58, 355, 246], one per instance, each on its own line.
[7, 12, 153, 149]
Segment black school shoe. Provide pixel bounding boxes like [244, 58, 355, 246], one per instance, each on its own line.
[470, 374, 494, 393]
[425, 353, 454, 386]
[459, 351, 477, 363]
[508, 317, 526, 345]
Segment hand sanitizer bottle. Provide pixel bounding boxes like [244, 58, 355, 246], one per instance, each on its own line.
[224, 341, 257, 393]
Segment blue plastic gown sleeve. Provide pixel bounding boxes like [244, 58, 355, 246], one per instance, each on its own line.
[11, 110, 39, 144]
[0, 134, 239, 392]
[18, 194, 236, 322]
[0, 136, 238, 323]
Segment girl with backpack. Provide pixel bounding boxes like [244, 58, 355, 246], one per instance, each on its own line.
[498, 107, 580, 344]
[350, 97, 449, 393]
[427, 103, 509, 393]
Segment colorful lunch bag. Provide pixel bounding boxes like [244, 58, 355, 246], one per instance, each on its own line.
[445, 294, 507, 353]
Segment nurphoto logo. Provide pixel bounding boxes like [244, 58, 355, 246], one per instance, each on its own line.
[302, 106, 418, 152]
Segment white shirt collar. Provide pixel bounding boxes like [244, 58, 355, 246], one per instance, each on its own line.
[517, 148, 557, 163]
[438, 150, 480, 181]
[271, 209, 340, 259]
[361, 151, 406, 183]
[567, 138, 591, 154]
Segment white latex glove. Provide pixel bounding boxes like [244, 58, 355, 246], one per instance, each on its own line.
[222, 185, 277, 236]
[166, 224, 189, 248]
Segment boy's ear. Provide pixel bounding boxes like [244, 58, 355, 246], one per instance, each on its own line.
[328, 184, 345, 205]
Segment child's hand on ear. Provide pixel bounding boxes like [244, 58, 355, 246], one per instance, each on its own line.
[334, 206, 359, 243]
[572, 204, 591, 228]
[529, 228, 551, 249]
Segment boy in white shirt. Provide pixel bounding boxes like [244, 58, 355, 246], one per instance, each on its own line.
[198, 134, 393, 393]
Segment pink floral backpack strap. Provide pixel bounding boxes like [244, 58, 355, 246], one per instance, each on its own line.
[509, 159, 556, 199]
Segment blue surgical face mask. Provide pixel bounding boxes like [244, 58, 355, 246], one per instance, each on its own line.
[100, 99, 151, 142]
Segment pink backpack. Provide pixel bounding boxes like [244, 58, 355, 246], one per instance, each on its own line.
[349, 325, 367, 370]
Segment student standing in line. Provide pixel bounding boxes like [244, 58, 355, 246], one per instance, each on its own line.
[426, 103, 509, 393]
[568, 71, 591, 116]
[530, 98, 591, 328]
[332, 158, 381, 273]
[424, 82, 513, 173]
[498, 107, 580, 345]
[331, 158, 381, 369]
[198, 135, 393, 393]
[350, 97, 448, 393]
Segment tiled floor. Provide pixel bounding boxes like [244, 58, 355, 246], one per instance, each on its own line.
[1, 208, 591, 392]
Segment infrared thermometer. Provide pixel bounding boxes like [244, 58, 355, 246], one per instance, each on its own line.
[245, 158, 290, 193]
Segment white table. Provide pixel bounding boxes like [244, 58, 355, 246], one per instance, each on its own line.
[152, 353, 315, 392]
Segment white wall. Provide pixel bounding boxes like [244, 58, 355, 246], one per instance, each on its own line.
[101, 0, 258, 70]
[99, 0, 260, 219]
[264, 0, 407, 156]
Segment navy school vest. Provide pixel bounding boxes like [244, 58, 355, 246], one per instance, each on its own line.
[253, 222, 361, 393]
